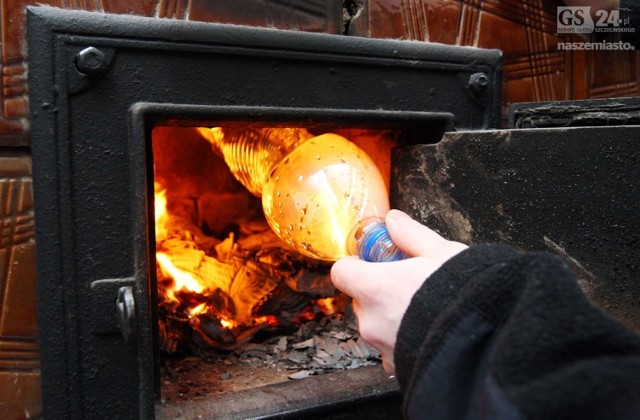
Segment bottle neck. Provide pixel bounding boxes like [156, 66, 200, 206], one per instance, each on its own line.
[349, 219, 408, 262]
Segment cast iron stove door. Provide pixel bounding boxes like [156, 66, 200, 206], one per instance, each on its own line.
[392, 98, 640, 331]
[26, 7, 501, 418]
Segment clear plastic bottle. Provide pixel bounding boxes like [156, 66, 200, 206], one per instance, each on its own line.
[200, 127, 407, 262]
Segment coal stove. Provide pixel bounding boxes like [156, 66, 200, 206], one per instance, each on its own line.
[26, 6, 502, 418]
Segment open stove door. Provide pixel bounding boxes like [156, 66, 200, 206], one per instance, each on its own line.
[26, 7, 501, 419]
[392, 98, 640, 331]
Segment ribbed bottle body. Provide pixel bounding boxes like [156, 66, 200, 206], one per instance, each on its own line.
[199, 127, 313, 196]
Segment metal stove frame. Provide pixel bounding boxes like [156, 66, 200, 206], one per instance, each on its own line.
[27, 6, 501, 418]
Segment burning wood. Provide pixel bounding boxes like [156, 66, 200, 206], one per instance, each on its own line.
[152, 126, 383, 393]
[155, 195, 340, 352]
[153, 126, 382, 402]
[154, 146, 345, 354]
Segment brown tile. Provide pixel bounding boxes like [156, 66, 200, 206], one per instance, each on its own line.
[102, 0, 156, 16]
[476, 12, 530, 54]
[425, 0, 462, 44]
[0, 242, 37, 337]
[0, 370, 41, 419]
[348, 0, 407, 39]
[0, 154, 36, 337]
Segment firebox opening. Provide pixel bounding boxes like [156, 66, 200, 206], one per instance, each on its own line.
[151, 124, 404, 403]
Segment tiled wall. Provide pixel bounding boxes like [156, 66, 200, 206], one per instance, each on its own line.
[0, 154, 39, 418]
[0, 0, 638, 417]
[348, 0, 640, 113]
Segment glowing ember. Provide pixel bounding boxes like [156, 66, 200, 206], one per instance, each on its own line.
[253, 315, 279, 327]
[219, 318, 237, 329]
[188, 302, 208, 318]
[316, 297, 339, 316]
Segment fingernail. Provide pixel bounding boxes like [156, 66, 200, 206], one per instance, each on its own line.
[387, 209, 411, 222]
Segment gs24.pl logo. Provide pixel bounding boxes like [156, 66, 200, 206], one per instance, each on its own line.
[557, 6, 634, 33]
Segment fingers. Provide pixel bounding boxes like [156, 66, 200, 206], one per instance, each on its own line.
[330, 256, 375, 299]
[331, 255, 434, 302]
[382, 358, 396, 374]
[385, 209, 449, 257]
[330, 211, 468, 377]
[329, 256, 354, 296]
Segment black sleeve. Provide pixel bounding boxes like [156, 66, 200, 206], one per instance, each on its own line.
[394, 244, 640, 419]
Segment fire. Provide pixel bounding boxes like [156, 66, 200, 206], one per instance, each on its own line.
[156, 252, 204, 295]
[253, 315, 279, 327]
[153, 179, 294, 342]
[188, 302, 207, 318]
[152, 127, 340, 353]
[316, 297, 339, 316]
[155, 185, 205, 301]
[154, 185, 168, 241]
[219, 317, 238, 329]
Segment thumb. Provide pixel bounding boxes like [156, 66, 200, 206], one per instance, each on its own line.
[385, 209, 451, 257]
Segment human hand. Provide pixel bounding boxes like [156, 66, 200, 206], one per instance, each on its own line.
[330, 209, 468, 374]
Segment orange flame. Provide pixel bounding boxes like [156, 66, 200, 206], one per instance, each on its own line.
[154, 184, 169, 241]
[253, 315, 279, 327]
[220, 317, 238, 329]
[154, 179, 269, 334]
[316, 297, 338, 316]
[156, 252, 204, 295]
[189, 302, 208, 318]
[153, 129, 343, 349]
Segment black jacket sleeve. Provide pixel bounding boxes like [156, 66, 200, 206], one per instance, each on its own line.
[394, 244, 640, 419]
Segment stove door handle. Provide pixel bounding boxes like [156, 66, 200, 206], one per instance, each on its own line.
[116, 286, 137, 342]
[90, 278, 137, 341]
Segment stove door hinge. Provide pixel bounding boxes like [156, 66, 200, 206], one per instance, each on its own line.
[91, 277, 137, 342]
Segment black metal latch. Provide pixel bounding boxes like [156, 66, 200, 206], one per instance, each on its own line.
[116, 286, 137, 342]
[90, 278, 137, 342]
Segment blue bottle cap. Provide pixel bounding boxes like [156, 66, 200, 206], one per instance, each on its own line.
[357, 221, 408, 262]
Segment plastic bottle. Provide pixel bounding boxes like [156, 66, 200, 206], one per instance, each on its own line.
[199, 127, 407, 262]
